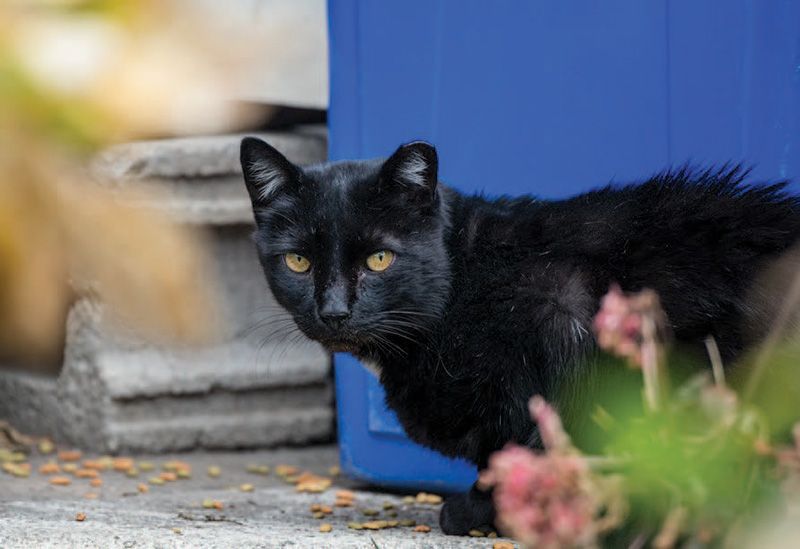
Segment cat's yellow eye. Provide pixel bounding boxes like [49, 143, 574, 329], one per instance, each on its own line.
[284, 253, 311, 273]
[366, 250, 395, 272]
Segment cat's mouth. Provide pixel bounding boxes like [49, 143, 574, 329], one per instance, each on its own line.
[319, 337, 362, 354]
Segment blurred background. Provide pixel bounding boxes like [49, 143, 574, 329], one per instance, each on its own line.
[2, 0, 799, 499]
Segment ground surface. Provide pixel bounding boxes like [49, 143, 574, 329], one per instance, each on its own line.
[0, 445, 515, 548]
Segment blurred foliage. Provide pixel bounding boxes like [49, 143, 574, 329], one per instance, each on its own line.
[0, 0, 255, 367]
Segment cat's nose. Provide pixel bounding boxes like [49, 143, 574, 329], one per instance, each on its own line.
[319, 309, 351, 327]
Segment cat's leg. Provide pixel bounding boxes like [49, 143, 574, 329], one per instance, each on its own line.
[439, 481, 495, 535]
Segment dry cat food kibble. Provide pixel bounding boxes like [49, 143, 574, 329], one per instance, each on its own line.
[493, 543, 514, 549]
[75, 512, 86, 522]
[240, 483, 254, 492]
[38, 439, 55, 454]
[361, 508, 379, 517]
[413, 525, 432, 533]
[62, 463, 78, 473]
[399, 519, 417, 527]
[58, 450, 82, 462]
[75, 469, 98, 479]
[112, 458, 134, 472]
[469, 529, 486, 537]
[319, 523, 333, 533]
[138, 461, 155, 472]
[90, 478, 102, 487]
[49, 476, 71, 486]
[38, 462, 60, 475]
[148, 477, 165, 486]
[207, 465, 221, 478]
[246, 464, 270, 475]
[81, 460, 106, 471]
[159, 472, 177, 482]
[202, 499, 224, 510]
[415, 492, 443, 505]
[274, 464, 299, 477]
[137, 483, 149, 493]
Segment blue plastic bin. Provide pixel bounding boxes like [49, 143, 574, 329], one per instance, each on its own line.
[327, 0, 800, 491]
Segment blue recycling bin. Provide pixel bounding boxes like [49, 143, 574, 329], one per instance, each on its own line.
[327, 0, 800, 491]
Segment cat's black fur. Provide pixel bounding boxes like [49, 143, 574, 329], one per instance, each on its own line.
[240, 138, 800, 535]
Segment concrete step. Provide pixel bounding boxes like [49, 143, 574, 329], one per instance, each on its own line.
[0, 127, 333, 452]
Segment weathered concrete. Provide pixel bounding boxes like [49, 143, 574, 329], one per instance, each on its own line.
[0, 128, 333, 452]
[0, 446, 514, 548]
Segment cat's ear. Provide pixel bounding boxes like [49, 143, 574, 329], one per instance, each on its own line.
[240, 137, 300, 207]
[379, 141, 438, 201]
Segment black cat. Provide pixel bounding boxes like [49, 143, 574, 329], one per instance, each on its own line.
[240, 137, 800, 535]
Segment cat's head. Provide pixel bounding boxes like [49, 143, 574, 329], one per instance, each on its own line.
[240, 137, 452, 356]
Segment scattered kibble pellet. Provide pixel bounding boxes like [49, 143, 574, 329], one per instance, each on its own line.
[347, 522, 363, 530]
[402, 496, 415, 504]
[113, 458, 134, 472]
[3, 463, 31, 478]
[177, 469, 191, 479]
[275, 464, 299, 477]
[386, 510, 398, 518]
[172, 528, 182, 535]
[239, 483, 254, 492]
[58, 450, 82, 462]
[126, 468, 139, 478]
[202, 499, 224, 510]
[75, 512, 86, 522]
[320, 505, 333, 514]
[163, 460, 190, 472]
[207, 465, 221, 478]
[75, 469, 98, 479]
[39, 462, 60, 475]
[246, 464, 270, 475]
[312, 511, 324, 519]
[493, 543, 514, 549]
[328, 465, 340, 476]
[81, 460, 105, 471]
[382, 502, 395, 510]
[62, 463, 78, 474]
[361, 509, 379, 517]
[469, 529, 486, 537]
[310, 503, 322, 512]
[149, 477, 165, 486]
[413, 525, 432, 533]
[90, 478, 102, 487]
[362, 520, 388, 530]
[50, 476, 72, 486]
[137, 483, 149, 493]
[415, 492, 443, 505]
[488, 531, 498, 538]
[38, 439, 55, 454]
[319, 523, 332, 533]
[387, 520, 399, 528]
[399, 519, 417, 527]
[159, 472, 177, 482]
[138, 461, 155, 472]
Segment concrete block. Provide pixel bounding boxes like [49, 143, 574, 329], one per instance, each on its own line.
[0, 127, 333, 452]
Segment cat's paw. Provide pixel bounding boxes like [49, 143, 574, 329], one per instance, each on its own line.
[438, 486, 496, 536]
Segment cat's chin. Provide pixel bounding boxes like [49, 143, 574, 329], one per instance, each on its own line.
[320, 339, 362, 354]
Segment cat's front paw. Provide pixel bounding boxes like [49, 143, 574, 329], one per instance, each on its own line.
[439, 484, 496, 536]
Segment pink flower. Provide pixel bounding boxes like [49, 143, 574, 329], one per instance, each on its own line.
[484, 397, 626, 548]
[593, 284, 667, 369]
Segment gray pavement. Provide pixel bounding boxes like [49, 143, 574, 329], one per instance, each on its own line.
[0, 445, 515, 548]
